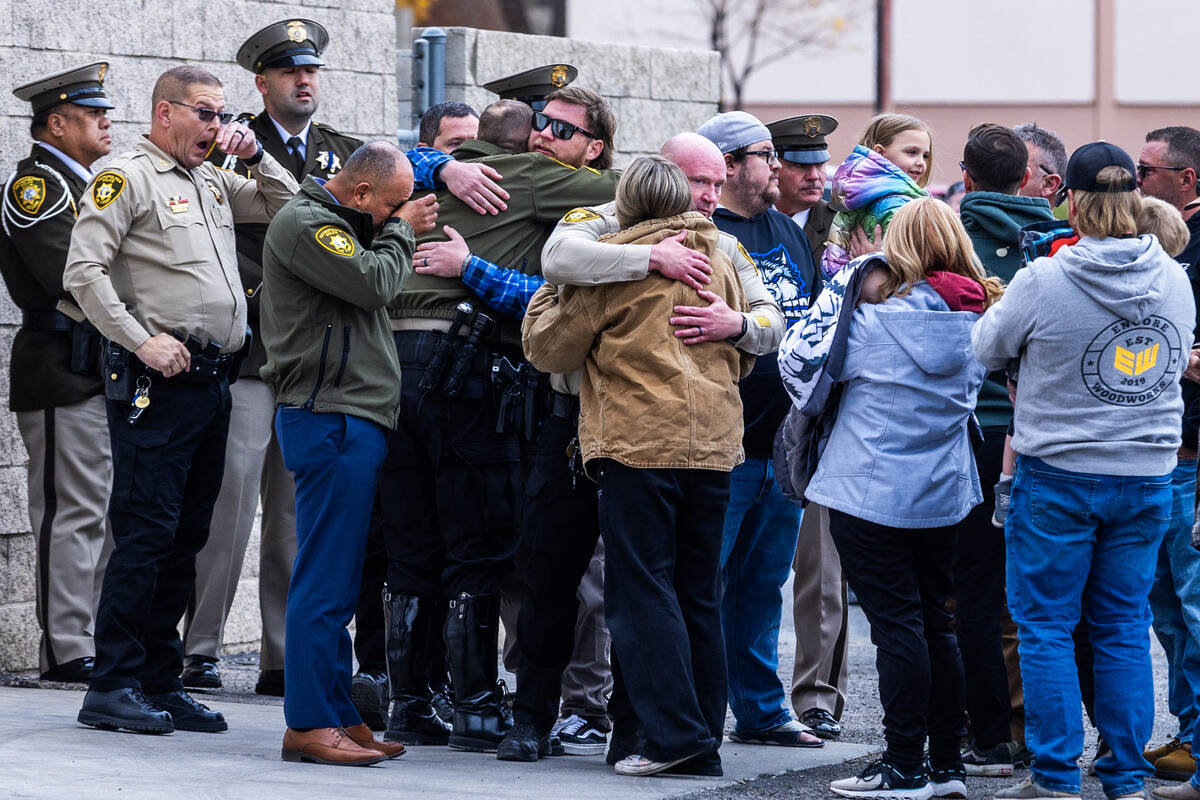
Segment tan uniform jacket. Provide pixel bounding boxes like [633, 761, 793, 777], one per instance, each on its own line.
[64, 136, 298, 354]
[540, 200, 784, 395]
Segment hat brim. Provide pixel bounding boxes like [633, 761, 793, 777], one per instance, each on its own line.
[781, 149, 829, 165]
[72, 96, 115, 110]
[261, 54, 325, 70]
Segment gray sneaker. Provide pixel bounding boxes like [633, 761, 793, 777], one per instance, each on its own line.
[992, 477, 1013, 528]
[992, 776, 1079, 799]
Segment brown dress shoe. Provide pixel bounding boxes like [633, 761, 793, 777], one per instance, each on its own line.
[345, 723, 406, 759]
[281, 727, 388, 766]
[1147, 737, 1185, 764]
[1157, 743, 1196, 781]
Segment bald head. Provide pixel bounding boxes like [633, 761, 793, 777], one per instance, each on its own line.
[325, 141, 414, 231]
[660, 132, 726, 217]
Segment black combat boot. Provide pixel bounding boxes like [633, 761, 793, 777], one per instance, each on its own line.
[382, 593, 452, 745]
[444, 592, 512, 752]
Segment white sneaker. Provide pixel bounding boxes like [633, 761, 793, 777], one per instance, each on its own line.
[613, 752, 694, 776]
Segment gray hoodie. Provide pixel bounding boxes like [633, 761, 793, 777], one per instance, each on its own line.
[972, 235, 1194, 476]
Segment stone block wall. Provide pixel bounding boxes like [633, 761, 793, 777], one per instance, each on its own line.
[407, 27, 720, 166]
[0, 0, 398, 672]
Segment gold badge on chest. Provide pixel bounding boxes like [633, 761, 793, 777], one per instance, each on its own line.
[316, 151, 342, 174]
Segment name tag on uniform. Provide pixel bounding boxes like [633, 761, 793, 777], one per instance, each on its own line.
[167, 196, 189, 214]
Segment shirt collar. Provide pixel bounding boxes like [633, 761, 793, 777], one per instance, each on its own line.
[311, 176, 339, 205]
[270, 116, 312, 153]
[34, 141, 94, 183]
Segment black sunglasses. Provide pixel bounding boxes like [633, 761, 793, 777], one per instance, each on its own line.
[532, 111, 595, 141]
[169, 100, 234, 126]
[1136, 162, 1188, 179]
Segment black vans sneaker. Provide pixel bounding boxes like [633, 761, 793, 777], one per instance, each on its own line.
[830, 759, 934, 799]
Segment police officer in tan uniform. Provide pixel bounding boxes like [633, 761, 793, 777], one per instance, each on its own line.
[183, 17, 362, 700]
[1, 63, 115, 684]
[65, 65, 297, 734]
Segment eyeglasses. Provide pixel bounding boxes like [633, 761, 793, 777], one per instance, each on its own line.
[1037, 162, 1056, 177]
[958, 160, 970, 176]
[744, 148, 779, 166]
[1136, 162, 1188, 179]
[532, 111, 595, 141]
[168, 100, 234, 126]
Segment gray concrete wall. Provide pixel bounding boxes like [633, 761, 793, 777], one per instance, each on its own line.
[0, 0, 398, 672]
[407, 27, 721, 166]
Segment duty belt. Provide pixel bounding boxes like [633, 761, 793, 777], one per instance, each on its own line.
[21, 309, 72, 332]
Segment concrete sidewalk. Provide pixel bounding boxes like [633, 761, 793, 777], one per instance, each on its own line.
[0, 685, 875, 800]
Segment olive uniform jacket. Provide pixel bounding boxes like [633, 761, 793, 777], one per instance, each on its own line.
[0, 144, 103, 411]
[390, 138, 620, 350]
[208, 112, 361, 377]
[260, 179, 415, 430]
[802, 199, 836, 266]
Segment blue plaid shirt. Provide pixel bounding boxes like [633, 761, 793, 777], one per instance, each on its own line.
[460, 255, 545, 319]
[406, 146, 452, 189]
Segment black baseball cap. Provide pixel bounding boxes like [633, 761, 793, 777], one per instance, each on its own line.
[1064, 141, 1136, 192]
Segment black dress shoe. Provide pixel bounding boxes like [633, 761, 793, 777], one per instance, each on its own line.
[496, 722, 551, 762]
[41, 656, 94, 683]
[78, 688, 174, 734]
[350, 671, 389, 731]
[800, 708, 842, 739]
[145, 690, 228, 732]
[181, 656, 222, 689]
[255, 669, 285, 697]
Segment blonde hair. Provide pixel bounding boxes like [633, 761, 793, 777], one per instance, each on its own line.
[614, 155, 692, 229]
[880, 197, 1004, 307]
[858, 113, 934, 188]
[1071, 166, 1140, 239]
[1136, 196, 1189, 257]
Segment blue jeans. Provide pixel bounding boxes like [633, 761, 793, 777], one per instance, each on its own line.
[720, 457, 801, 732]
[276, 407, 386, 729]
[1147, 459, 1200, 783]
[1007, 456, 1170, 797]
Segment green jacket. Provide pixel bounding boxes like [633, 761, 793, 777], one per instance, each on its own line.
[260, 179, 414, 429]
[389, 139, 619, 347]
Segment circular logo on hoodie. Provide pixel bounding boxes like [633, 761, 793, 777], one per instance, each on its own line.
[1081, 316, 1182, 406]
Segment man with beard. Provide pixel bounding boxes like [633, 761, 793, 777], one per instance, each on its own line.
[697, 110, 823, 747]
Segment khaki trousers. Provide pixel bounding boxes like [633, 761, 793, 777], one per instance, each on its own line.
[17, 395, 113, 672]
[789, 503, 849, 719]
[184, 378, 296, 668]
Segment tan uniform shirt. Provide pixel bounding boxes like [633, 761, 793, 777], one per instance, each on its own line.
[540, 200, 785, 395]
[64, 136, 298, 354]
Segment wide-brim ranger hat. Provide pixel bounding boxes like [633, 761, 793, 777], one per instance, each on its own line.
[767, 114, 839, 165]
[14, 62, 114, 115]
[482, 64, 578, 110]
[1065, 141, 1137, 192]
[237, 19, 329, 73]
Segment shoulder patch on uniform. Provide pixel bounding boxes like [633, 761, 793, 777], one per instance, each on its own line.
[315, 225, 355, 257]
[91, 172, 125, 210]
[563, 208, 600, 223]
[12, 175, 46, 215]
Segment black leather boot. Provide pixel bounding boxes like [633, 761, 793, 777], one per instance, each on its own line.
[382, 593, 452, 745]
[445, 592, 512, 752]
